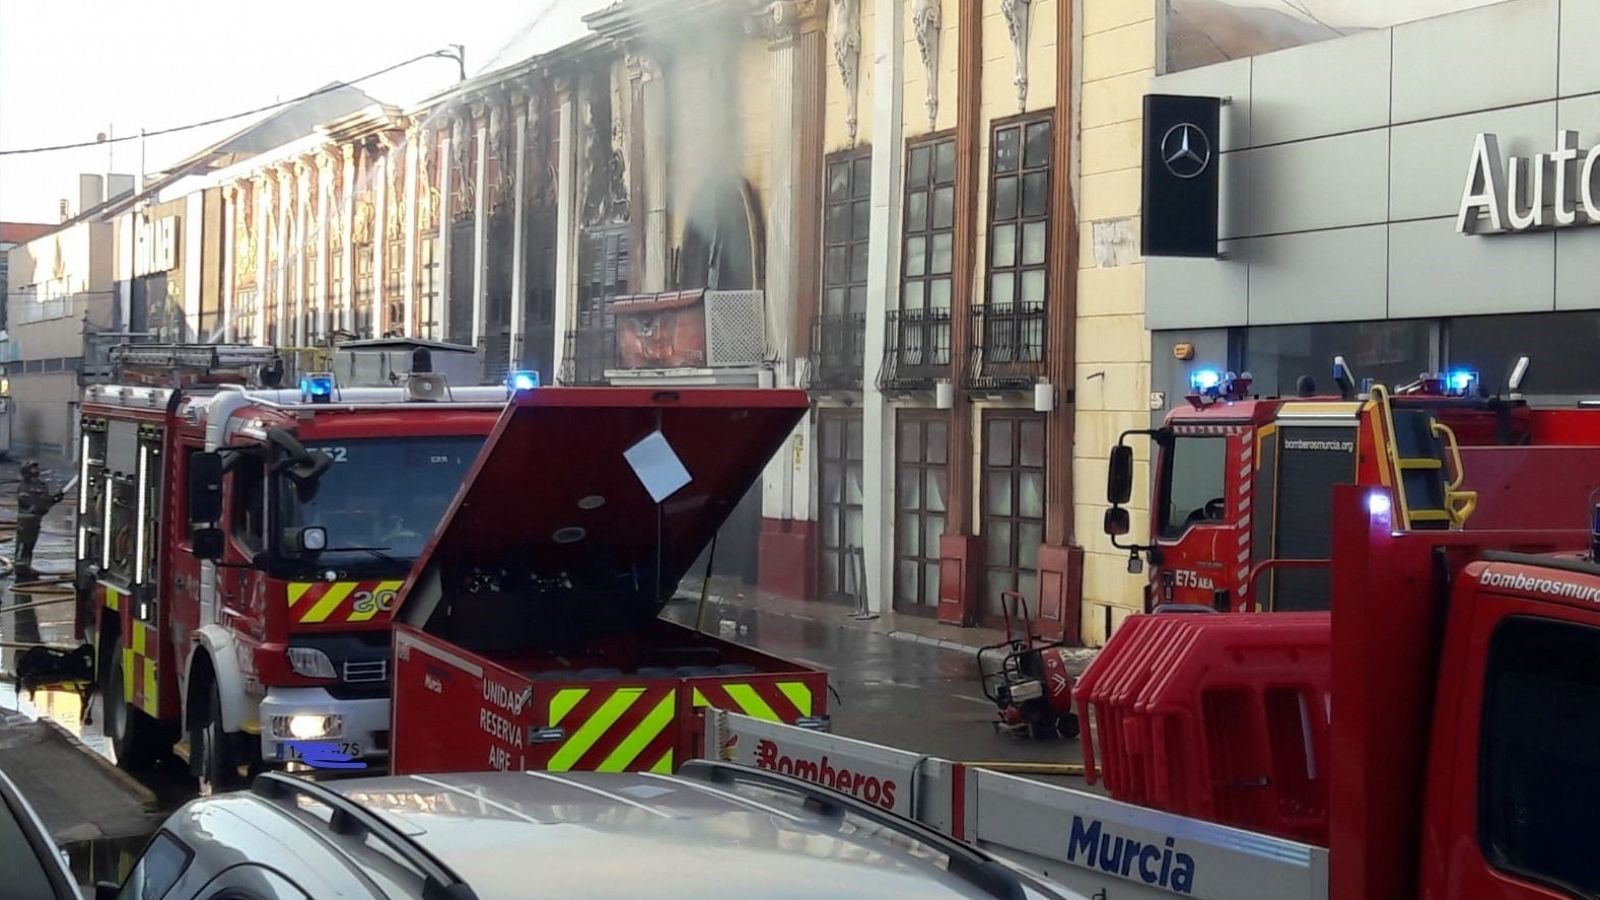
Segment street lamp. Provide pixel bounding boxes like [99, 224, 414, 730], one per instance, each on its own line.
[433, 44, 467, 82]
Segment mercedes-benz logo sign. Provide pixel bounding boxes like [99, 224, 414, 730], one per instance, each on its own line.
[1160, 122, 1212, 180]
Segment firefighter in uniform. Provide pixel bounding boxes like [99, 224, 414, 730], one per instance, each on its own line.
[15, 461, 63, 573]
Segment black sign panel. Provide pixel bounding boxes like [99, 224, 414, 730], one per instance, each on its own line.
[1141, 94, 1222, 258]
[1271, 425, 1358, 612]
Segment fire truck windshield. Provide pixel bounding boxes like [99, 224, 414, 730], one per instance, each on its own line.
[1159, 434, 1228, 539]
[275, 435, 485, 566]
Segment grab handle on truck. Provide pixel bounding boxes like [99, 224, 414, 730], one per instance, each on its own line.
[1430, 420, 1479, 527]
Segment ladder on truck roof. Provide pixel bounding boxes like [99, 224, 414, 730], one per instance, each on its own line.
[109, 343, 282, 388]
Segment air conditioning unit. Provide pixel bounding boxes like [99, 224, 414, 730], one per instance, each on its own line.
[704, 290, 766, 367]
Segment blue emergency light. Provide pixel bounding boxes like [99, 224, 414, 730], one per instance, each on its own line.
[1189, 369, 1222, 392]
[1446, 369, 1478, 394]
[300, 372, 335, 404]
[508, 370, 541, 392]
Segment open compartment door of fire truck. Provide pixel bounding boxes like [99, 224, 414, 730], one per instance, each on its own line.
[390, 387, 825, 775]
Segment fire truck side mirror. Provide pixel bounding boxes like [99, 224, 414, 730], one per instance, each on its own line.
[1103, 507, 1131, 537]
[1107, 445, 1134, 506]
[187, 452, 224, 524]
[191, 527, 224, 561]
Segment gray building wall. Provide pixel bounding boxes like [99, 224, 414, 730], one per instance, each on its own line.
[1147, 0, 1600, 332]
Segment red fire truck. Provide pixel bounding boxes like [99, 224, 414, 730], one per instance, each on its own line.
[73, 344, 509, 789]
[1104, 356, 1600, 612]
[388, 386, 830, 776]
[693, 482, 1600, 898]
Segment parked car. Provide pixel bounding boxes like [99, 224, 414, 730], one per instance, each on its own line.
[0, 767, 82, 900]
[97, 762, 1083, 900]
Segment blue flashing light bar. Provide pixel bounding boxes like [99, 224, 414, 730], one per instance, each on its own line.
[1189, 368, 1222, 392]
[508, 370, 541, 392]
[1446, 369, 1478, 394]
[300, 372, 335, 403]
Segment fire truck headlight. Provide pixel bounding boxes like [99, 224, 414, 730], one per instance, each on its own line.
[287, 647, 338, 679]
[1189, 368, 1222, 392]
[273, 714, 343, 739]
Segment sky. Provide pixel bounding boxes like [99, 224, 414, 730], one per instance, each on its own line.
[0, 0, 609, 223]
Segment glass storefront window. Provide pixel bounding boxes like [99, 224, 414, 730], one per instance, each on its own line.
[1242, 320, 1434, 397]
[1448, 312, 1600, 398]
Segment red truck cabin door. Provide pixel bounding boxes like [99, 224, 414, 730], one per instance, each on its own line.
[1419, 559, 1600, 900]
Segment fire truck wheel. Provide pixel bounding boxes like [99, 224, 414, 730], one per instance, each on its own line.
[103, 657, 162, 771]
[195, 682, 244, 796]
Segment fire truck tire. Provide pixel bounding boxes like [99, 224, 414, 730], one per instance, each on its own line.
[103, 657, 162, 771]
[195, 682, 244, 796]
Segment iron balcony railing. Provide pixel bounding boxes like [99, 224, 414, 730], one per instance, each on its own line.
[810, 312, 868, 390]
[966, 302, 1046, 390]
[877, 308, 952, 391]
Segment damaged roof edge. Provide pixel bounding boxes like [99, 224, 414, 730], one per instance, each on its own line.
[406, 34, 613, 116]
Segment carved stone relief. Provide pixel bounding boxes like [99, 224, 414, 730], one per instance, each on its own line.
[418, 131, 440, 233]
[830, 0, 861, 147]
[387, 142, 407, 240]
[911, 0, 941, 129]
[1001, 0, 1032, 110]
[582, 86, 629, 227]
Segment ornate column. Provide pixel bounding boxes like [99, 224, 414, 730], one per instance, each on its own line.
[510, 90, 530, 372]
[222, 184, 237, 341]
[911, 0, 941, 129]
[316, 151, 334, 341]
[631, 54, 669, 292]
[373, 141, 389, 336]
[861, 0, 906, 616]
[552, 89, 577, 380]
[1001, 0, 1033, 111]
[472, 101, 490, 347]
[275, 163, 293, 347]
[403, 126, 421, 337]
[436, 121, 455, 341]
[341, 144, 358, 334]
[256, 174, 271, 346]
[294, 159, 312, 346]
[830, 0, 861, 148]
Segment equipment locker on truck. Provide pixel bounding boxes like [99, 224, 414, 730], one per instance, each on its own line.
[389, 386, 830, 776]
[71, 343, 507, 790]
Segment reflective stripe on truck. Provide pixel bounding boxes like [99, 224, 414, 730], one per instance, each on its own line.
[699, 710, 1330, 900]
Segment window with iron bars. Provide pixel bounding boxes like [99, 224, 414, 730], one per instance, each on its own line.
[417, 235, 441, 340]
[354, 252, 374, 338]
[234, 287, 259, 344]
[385, 236, 405, 336]
[816, 149, 871, 388]
[884, 133, 955, 387]
[327, 250, 344, 337]
[982, 114, 1051, 369]
[302, 243, 319, 345]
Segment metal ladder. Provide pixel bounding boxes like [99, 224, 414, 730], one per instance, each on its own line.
[1370, 384, 1477, 530]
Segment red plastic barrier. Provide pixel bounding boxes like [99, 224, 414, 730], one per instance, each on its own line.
[1077, 612, 1332, 844]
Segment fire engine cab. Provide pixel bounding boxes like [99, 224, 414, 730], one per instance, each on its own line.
[1103, 355, 1600, 613]
[73, 343, 509, 789]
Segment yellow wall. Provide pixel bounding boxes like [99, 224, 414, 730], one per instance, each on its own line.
[902, 0, 960, 139]
[824, 3, 876, 153]
[1075, 0, 1158, 645]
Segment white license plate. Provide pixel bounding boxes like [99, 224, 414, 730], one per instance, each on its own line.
[276, 740, 363, 761]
